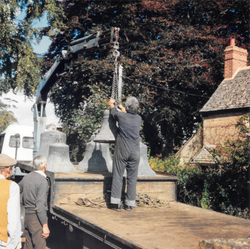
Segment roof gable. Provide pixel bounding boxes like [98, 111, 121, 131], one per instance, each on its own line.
[200, 67, 250, 113]
[192, 146, 216, 165]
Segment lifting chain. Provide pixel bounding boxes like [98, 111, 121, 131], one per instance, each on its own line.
[111, 28, 121, 106]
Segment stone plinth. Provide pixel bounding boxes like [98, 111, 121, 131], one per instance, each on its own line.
[47, 171, 178, 204]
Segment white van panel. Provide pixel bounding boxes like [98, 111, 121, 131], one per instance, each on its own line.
[0, 124, 33, 162]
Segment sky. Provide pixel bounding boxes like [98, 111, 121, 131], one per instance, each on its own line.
[2, 91, 59, 127]
[1, 11, 59, 127]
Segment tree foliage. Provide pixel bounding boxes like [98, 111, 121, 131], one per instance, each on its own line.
[0, 99, 17, 133]
[44, 0, 249, 158]
[0, 0, 65, 96]
[61, 89, 109, 161]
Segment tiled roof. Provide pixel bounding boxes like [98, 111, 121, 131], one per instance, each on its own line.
[200, 67, 250, 113]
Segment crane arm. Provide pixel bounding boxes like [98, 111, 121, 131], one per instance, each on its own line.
[33, 27, 120, 158]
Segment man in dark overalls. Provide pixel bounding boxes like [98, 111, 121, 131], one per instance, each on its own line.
[109, 96, 142, 211]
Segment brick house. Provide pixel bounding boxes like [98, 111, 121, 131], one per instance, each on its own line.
[177, 39, 250, 166]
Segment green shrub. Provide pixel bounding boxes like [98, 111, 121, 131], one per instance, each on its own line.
[149, 155, 204, 206]
[207, 116, 250, 214]
[149, 154, 180, 173]
[149, 115, 250, 219]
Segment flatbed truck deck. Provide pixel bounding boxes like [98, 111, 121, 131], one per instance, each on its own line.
[52, 201, 250, 249]
[17, 163, 250, 249]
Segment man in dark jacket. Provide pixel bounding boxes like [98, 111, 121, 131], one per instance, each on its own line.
[109, 96, 142, 211]
[19, 155, 50, 249]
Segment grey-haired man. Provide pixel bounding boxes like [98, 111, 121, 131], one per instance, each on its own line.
[109, 96, 142, 211]
[19, 155, 50, 249]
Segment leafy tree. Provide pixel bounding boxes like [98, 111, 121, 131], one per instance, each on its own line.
[61, 88, 109, 161]
[44, 0, 249, 158]
[0, 99, 17, 133]
[0, 0, 65, 96]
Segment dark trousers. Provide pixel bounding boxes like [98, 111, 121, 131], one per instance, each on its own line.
[24, 213, 46, 249]
[111, 145, 140, 206]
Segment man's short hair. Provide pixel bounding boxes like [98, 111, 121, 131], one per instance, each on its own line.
[125, 96, 139, 114]
[33, 155, 47, 170]
[0, 154, 17, 169]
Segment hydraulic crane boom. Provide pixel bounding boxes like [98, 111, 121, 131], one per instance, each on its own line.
[33, 27, 120, 158]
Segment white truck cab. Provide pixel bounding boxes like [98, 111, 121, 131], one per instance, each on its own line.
[0, 124, 33, 162]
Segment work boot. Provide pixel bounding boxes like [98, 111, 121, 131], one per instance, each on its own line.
[124, 204, 132, 211]
[109, 203, 121, 212]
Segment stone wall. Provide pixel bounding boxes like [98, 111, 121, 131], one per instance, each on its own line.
[176, 128, 202, 165]
[203, 112, 244, 146]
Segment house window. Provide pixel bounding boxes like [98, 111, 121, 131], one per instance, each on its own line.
[22, 137, 34, 149]
[245, 114, 250, 131]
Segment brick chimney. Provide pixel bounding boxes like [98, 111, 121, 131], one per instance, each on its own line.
[224, 38, 248, 79]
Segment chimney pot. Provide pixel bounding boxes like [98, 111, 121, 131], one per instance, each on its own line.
[230, 38, 235, 46]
